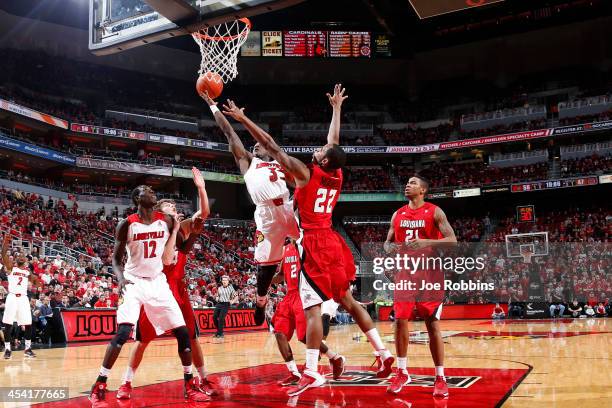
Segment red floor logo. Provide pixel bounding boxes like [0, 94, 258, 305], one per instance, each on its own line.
[325, 370, 480, 388]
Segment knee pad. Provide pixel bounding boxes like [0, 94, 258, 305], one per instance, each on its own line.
[173, 326, 191, 352]
[257, 265, 277, 297]
[322, 314, 331, 337]
[110, 324, 133, 348]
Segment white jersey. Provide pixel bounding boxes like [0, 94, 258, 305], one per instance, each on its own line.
[124, 211, 170, 279]
[244, 157, 290, 206]
[7, 266, 29, 295]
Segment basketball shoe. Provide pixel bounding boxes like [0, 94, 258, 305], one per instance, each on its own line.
[433, 375, 449, 398]
[199, 377, 219, 396]
[387, 370, 411, 394]
[376, 354, 395, 378]
[184, 377, 212, 402]
[330, 355, 346, 380]
[3, 349, 11, 360]
[89, 381, 109, 408]
[24, 349, 36, 358]
[116, 382, 132, 399]
[286, 370, 325, 396]
[278, 372, 301, 386]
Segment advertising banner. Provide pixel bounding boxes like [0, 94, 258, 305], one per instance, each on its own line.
[172, 167, 244, 183]
[60, 308, 267, 342]
[0, 133, 76, 165]
[0, 98, 69, 129]
[76, 157, 172, 176]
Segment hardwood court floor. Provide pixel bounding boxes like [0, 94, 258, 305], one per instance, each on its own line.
[0, 318, 610, 407]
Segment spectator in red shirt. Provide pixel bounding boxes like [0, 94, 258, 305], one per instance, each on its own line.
[94, 294, 109, 309]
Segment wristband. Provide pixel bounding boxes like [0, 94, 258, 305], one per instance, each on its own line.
[210, 105, 220, 114]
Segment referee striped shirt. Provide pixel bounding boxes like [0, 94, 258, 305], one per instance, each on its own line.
[217, 285, 236, 303]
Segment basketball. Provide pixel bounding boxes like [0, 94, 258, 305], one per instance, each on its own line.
[196, 72, 223, 99]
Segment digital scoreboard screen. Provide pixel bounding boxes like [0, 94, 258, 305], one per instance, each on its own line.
[283, 31, 327, 57]
[516, 205, 535, 223]
[328, 31, 371, 58]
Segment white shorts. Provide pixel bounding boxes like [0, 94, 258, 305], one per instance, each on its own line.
[254, 201, 299, 265]
[117, 273, 185, 336]
[2, 293, 32, 326]
[321, 299, 339, 318]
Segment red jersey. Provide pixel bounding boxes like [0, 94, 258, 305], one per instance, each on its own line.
[163, 251, 188, 285]
[295, 163, 343, 230]
[393, 202, 443, 243]
[281, 243, 300, 293]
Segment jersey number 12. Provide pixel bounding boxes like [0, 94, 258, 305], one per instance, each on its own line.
[143, 240, 158, 259]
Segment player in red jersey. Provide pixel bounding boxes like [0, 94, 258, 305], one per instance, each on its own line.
[115, 168, 218, 401]
[89, 184, 209, 407]
[224, 84, 395, 396]
[383, 175, 457, 397]
[271, 239, 346, 386]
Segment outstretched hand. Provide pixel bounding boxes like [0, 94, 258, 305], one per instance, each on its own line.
[326, 83, 348, 109]
[172, 213, 185, 233]
[222, 99, 247, 122]
[192, 167, 205, 189]
[199, 90, 216, 107]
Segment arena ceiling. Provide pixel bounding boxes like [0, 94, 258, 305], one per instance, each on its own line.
[0, 0, 610, 56]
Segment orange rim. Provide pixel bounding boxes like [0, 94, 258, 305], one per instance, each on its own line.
[192, 18, 251, 42]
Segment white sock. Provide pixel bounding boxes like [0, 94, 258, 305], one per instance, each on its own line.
[435, 366, 445, 379]
[5, 342, 10, 351]
[305, 349, 319, 372]
[286, 360, 299, 374]
[99, 366, 111, 377]
[397, 357, 408, 372]
[325, 350, 338, 360]
[25, 340, 31, 350]
[196, 365, 207, 379]
[183, 365, 193, 375]
[123, 366, 135, 383]
[366, 329, 390, 358]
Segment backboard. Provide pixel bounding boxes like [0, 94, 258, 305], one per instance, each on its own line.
[89, 0, 304, 55]
[505, 232, 549, 259]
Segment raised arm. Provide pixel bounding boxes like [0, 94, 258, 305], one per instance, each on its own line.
[112, 219, 132, 292]
[163, 214, 183, 265]
[223, 100, 311, 188]
[326, 83, 348, 145]
[200, 92, 252, 174]
[1, 234, 14, 272]
[192, 167, 210, 220]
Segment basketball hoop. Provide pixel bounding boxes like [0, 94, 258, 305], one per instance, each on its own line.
[191, 18, 251, 84]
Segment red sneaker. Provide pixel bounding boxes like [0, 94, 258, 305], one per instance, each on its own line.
[89, 382, 109, 408]
[387, 370, 411, 394]
[286, 370, 325, 396]
[330, 355, 346, 380]
[371, 353, 382, 370]
[116, 382, 132, 400]
[184, 377, 212, 402]
[278, 372, 301, 386]
[199, 377, 219, 396]
[376, 354, 395, 378]
[433, 375, 449, 398]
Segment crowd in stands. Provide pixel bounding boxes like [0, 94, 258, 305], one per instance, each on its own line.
[399, 161, 550, 190]
[343, 167, 394, 192]
[560, 153, 612, 177]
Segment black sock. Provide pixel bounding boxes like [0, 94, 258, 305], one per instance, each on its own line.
[96, 375, 108, 383]
[184, 373, 193, 382]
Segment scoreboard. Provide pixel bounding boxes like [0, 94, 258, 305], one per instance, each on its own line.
[243, 30, 383, 57]
[283, 31, 327, 57]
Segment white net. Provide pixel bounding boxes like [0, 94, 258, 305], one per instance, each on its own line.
[191, 18, 251, 84]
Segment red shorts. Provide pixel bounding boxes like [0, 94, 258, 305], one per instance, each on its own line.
[271, 291, 306, 342]
[136, 282, 197, 343]
[298, 229, 356, 308]
[394, 301, 443, 320]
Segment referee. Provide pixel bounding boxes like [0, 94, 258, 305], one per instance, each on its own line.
[213, 275, 237, 338]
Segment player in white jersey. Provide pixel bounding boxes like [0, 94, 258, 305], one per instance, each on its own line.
[89, 185, 209, 407]
[201, 92, 299, 326]
[1, 235, 36, 359]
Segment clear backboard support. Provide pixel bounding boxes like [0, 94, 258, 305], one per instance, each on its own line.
[89, 0, 304, 55]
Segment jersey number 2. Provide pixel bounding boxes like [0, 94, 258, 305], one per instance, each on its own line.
[143, 240, 157, 258]
[313, 188, 337, 214]
[17, 277, 23, 286]
[290, 264, 298, 279]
